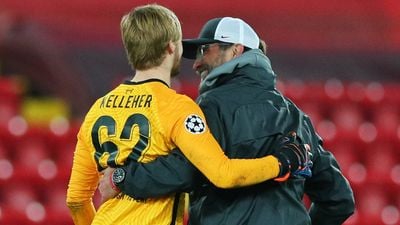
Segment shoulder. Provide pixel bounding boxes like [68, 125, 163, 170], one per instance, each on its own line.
[170, 93, 201, 111]
[160, 93, 206, 127]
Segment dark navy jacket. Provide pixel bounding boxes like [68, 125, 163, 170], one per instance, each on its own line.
[117, 49, 355, 225]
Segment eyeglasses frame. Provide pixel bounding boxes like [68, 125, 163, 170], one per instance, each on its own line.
[196, 42, 234, 58]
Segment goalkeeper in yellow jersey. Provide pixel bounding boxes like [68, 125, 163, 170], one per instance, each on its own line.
[66, 4, 310, 225]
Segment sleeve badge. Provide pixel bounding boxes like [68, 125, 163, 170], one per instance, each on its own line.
[184, 114, 206, 134]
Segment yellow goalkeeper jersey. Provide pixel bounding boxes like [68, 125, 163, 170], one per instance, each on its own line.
[66, 79, 279, 225]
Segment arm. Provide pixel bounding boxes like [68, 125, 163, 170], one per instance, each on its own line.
[118, 148, 199, 199]
[305, 143, 355, 225]
[173, 117, 309, 188]
[66, 131, 100, 225]
[175, 125, 279, 188]
[99, 133, 308, 202]
[98, 149, 202, 202]
[171, 97, 314, 188]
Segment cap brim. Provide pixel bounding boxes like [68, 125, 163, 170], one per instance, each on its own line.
[182, 38, 217, 59]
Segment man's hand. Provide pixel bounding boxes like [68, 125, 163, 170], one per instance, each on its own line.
[99, 167, 120, 204]
[273, 132, 312, 181]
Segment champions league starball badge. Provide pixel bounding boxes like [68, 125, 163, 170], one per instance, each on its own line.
[184, 114, 206, 134]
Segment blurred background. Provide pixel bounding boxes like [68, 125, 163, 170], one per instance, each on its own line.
[0, 0, 399, 224]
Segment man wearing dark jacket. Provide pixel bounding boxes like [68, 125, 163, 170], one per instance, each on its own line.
[100, 17, 355, 225]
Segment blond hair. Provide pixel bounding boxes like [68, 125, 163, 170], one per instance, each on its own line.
[121, 4, 182, 70]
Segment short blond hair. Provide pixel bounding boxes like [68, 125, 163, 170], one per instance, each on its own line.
[120, 4, 182, 70]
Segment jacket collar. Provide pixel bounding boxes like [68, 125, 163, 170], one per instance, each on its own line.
[199, 49, 276, 93]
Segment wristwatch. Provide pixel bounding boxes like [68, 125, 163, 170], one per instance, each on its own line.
[112, 168, 126, 185]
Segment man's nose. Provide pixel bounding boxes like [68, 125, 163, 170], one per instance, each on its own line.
[193, 59, 202, 70]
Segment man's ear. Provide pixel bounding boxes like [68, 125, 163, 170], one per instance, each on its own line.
[233, 44, 245, 56]
[166, 41, 176, 54]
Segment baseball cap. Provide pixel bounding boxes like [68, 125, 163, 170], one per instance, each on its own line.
[182, 17, 260, 59]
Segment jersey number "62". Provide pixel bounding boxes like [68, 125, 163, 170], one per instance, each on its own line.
[91, 114, 150, 171]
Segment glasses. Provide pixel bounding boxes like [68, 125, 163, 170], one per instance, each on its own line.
[196, 43, 233, 58]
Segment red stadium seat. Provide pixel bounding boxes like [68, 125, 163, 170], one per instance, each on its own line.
[1, 183, 51, 224]
[363, 142, 398, 185]
[48, 122, 79, 181]
[382, 83, 400, 104]
[3, 184, 38, 213]
[357, 122, 378, 143]
[380, 205, 400, 225]
[0, 205, 25, 225]
[329, 102, 365, 141]
[0, 103, 19, 129]
[324, 79, 346, 102]
[357, 186, 389, 225]
[390, 164, 400, 186]
[372, 103, 399, 141]
[316, 119, 337, 144]
[54, 142, 75, 181]
[280, 79, 308, 102]
[0, 77, 22, 130]
[343, 209, 360, 225]
[0, 159, 14, 182]
[24, 201, 47, 224]
[43, 185, 72, 224]
[330, 141, 360, 177]
[345, 82, 367, 103]
[364, 82, 385, 105]
[298, 102, 325, 128]
[12, 137, 50, 182]
[347, 162, 367, 189]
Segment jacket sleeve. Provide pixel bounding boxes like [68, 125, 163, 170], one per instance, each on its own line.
[197, 96, 226, 148]
[305, 142, 355, 225]
[117, 148, 200, 199]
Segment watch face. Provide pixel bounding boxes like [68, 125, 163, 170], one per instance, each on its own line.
[112, 168, 125, 184]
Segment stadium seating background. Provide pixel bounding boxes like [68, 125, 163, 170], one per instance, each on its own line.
[0, 1, 399, 224]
